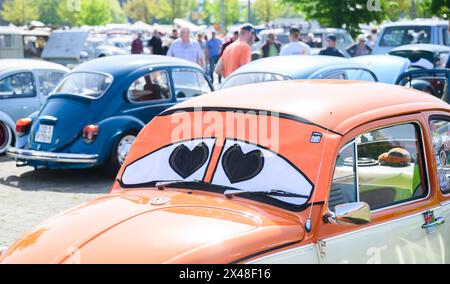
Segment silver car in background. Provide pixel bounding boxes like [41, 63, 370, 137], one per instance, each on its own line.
[0, 59, 68, 154]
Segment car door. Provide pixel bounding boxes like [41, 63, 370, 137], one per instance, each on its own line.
[124, 69, 175, 124]
[317, 114, 446, 264]
[0, 71, 39, 122]
[426, 111, 450, 262]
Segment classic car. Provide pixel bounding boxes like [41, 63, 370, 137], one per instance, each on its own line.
[7, 55, 213, 174]
[353, 55, 450, 103]
[42, 30, 127, 66]
[220, 55, 378, 89]
[388, 44, 450, 69]
[373, 19, 449, 55]
[2, 80, 450, 264]
[0, 26, 50, 59]
[0, 59, 68, 154]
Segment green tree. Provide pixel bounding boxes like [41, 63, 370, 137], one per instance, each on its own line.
[36, 0, 64, 25]
[253, 0, 285, 23]
[109, 0, 127, 23]
[77, 0, 112, 26]
[124, 0, 170, 23]
[283, 0, 385, 37]
[430, 0, 450, 17]
[205, 0, 242, 28]
[166, 0, 197, 21]
[0, 0, 40, 25]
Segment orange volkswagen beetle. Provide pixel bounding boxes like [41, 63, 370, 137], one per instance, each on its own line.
[2, 81, 450, 264]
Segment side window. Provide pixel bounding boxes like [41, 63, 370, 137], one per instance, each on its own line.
[430, 118, 450, 194]
[330, 123, 427, 211]
[345, 69, 377, 82]
[325, 72, 346, 80]
[329, 142, 358, 211]
[443, 27, 449, 46]
[0, 34, 13, 48]
[128, 70, 171, 103]
[196, 72, 212, 94]
[37, 71, 65, 96]
[0, 72, 36, 98]
[172, 69, 205, 99]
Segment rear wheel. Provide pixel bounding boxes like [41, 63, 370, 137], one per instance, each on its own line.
[0, 122, 12, 155]
[105, 133, 137, 176]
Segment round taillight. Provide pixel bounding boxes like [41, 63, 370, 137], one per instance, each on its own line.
[16, 118, 32, 137]
[82, 125, 99, 144]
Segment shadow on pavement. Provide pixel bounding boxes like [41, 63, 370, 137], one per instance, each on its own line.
[0, 156, 113, 194]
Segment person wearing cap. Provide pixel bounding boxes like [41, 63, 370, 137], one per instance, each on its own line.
[167, 27, 205, 68]
[261, 32, 281, 58]
[280, 26, 311, 56]
[318, 35, 345, 58]
[346, 35, 372, 57]
[216, 24, 259, 78]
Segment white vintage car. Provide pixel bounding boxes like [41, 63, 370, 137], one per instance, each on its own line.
[0, 59, 68, 154]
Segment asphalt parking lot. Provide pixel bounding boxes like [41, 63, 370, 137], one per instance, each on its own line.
[0, 155, 112, 247]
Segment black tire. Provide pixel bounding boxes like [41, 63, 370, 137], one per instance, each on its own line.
[104, 131, 138, 177]
[0, 121, 13, 155]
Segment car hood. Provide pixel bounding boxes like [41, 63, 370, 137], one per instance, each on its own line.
[0, 189, 304, 264]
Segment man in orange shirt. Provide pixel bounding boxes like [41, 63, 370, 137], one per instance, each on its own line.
[216, 24, 259, 78]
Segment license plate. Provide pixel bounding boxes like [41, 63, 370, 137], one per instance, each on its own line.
[35, 125, 54, 144]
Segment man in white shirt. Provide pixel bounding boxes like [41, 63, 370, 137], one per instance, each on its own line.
[167, 27, 205, 68]
[280, 26, 311, 56]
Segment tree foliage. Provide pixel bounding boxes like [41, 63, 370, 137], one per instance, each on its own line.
[205, 0, 242, 28]
[0, 0, 40, 25]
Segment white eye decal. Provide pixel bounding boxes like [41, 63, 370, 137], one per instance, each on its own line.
[122, 139, 215, 186]
[212, 140, 314, 206]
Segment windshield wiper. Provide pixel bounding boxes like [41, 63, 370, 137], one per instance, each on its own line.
[224, 189, 309, 199]
[155, 180, 241, 192]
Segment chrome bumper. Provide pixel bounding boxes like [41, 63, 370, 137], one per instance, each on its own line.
[7, 147, 99, 164]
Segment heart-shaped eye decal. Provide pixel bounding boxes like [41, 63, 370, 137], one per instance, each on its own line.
[222, 144, 265, 184]
[169, 142, 209, 179]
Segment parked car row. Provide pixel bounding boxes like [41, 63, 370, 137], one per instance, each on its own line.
[1, 80, 450, 264]
[0, 46, 449, 263]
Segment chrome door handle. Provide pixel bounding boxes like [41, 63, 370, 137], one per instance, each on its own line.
[422, 217, 445, 229]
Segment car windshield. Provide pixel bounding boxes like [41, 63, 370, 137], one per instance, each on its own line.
[53, 72, 112, 98]
[380, 26, 432, 47]
[222, 73, 291, 89]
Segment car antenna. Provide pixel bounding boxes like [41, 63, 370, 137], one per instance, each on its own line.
[305, 112, 333, 233]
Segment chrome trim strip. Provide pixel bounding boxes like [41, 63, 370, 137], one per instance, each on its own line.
[7, 147, 98, 164]
[324, 206, 442, 243]
[245, 244, 316, 264]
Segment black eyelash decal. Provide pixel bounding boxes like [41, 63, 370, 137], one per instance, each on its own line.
[222, 144, 265, 184]
[169, 142, 210, 179]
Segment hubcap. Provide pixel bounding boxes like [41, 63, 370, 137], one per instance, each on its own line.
[0, 122, 9, 150]
[117, 135, 136, 165]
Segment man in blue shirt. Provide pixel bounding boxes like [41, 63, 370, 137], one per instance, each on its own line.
[319, 35, 345, 58]
[206, 31, 223, 84]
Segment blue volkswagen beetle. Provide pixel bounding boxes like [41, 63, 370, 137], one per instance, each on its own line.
[7, 55, 213, 174]
[220, 55, 378, 89]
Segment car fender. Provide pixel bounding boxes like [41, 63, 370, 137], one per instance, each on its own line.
[0, 110, 16, 143]
[96, 116, 145, 164]
[15, 111, 40, 149]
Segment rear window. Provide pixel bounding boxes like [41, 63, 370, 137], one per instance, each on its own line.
[380, 26, 432, 47]
[53, 72, 112, 98]
[221, 73, 291, 89]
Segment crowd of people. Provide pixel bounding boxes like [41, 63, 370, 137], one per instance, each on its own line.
[128, 24, 387, 84]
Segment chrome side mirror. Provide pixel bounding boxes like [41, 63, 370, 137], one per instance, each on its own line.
[331, 202, 372, 225]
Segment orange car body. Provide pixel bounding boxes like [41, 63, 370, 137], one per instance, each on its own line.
[1, 80, 450, 264]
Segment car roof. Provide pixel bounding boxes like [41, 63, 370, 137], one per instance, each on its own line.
[0, 59, 69, 73]
[229, 56, 369, 79]
[166, 80, 449, 135]
[390, 44, 450, 53]
[72, 55, 202, 77]
[382, 19, 448, 28]
[351, 55, 411, 84]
